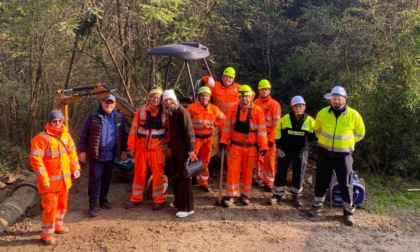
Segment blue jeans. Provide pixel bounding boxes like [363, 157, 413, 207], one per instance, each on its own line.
[88, 159, 114, 204]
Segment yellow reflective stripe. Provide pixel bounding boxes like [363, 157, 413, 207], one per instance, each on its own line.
[129, 130, 137, 134]
[140, 105, 146, 118]
[266, 116, 272, 121]
[133, 184, 144, 189]
[137, 128, 165, 135]
[35, 167, 47, 175]
[56, 221, 64, 226]
[317, 143, 354, 152]
[225, 183, 239, 189]
[241, 183, 252, 190]
[67, 145, 76, 151]
[132, 122, 138, 127]
[31, 150, 44, 156]
[287, 130, 305, 136]
[355, 133, 365, 138]
[225, 121, 233, 126]
[50, 172, 72, 181]
[56, 213, 65, 219]
[273, 115, 281, 119]
[257, 132, 267, 136]
[70, 161, 79, 166]
[153, 184, 164, 190]
[226, 191, 240, 197]
[223, 128, 231, 133]
[42, 223, 54, 228]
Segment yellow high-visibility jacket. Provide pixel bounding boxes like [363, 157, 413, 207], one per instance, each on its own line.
[314, 106, 365, 153]
[30, 123, 80, 194]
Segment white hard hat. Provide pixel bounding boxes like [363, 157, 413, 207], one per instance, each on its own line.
[324, 86, 347, 99]
[291, 96, 306, 106]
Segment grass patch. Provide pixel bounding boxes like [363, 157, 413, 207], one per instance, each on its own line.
[363, 174, 420, 216]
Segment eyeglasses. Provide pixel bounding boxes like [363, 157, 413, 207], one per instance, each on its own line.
[51, 119, 63, 124]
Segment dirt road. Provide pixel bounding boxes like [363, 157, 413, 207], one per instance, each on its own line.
[1, 166, 419, 252]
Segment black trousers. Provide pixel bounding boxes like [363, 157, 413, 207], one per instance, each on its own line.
[88, 159, 114, 204]
[312, 147, 354, 215]
[273, 151, 308, 199]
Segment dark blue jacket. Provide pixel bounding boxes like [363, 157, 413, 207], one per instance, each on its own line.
[79, 105, 127, 161]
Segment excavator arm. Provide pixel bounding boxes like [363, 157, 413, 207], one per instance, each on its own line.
[53, 83, 136, 126]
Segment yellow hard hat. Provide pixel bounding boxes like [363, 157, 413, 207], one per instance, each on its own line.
[238, 85, 253, 96]
[223, 67, 236, 78]
[149, 87, 163, 96]
[258, 79, 271, 89]
[198, 86, 212, 95]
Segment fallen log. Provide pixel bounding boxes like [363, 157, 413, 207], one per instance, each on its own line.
[0, 175, 38, 233]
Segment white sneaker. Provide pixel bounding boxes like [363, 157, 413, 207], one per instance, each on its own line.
[169, 202, 176, 208]
[176, 211, 194, 218]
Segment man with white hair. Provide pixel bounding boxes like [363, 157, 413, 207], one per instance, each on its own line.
[307, 86, 365, 226]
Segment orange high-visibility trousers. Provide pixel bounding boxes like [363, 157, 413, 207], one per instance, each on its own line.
[40, 190, 68, 240]
[194, 137, 213, 186]
[130, 149, 166, 203]
[256, 144, 277, 186]
[225, 144, 258, 198]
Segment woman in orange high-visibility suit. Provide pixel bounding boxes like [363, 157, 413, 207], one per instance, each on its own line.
[30, 110, 81, 245]
[219, 85, 268, 207]
[186, 86, 225, 191]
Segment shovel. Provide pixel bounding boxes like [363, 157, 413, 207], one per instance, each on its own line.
[216, 149, 225, 205]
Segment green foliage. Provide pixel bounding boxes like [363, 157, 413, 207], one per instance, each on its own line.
[364, 175, 420, 215]
[0, 139, 29, 175]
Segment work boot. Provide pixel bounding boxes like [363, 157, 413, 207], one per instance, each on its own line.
[201, 185, 212, 192]
[240, 197, 250, 206]
[99, 197, 112, 209]
[264, 185, 273, 193]
[307, 207, 321, 218]
[344, 215, 355, 226]
[55, 226, 69, 234]
[152, 203, 163, 210]
[291, 199, 303, 208]
[44, 236, 56, 245]
[125, 201, 141, 209]
[252, 179, 265, 187]
[222, 197, 235, 208]
[88, 204, 98, 217]
[270, 195, 281, 205]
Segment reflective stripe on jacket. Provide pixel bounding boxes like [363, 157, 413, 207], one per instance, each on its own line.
[221, 103, 268, 151]
[314, 106, 365, 153]
[254, 95, 281, 143]
[127, 104, 168, 151]
[209, 81, 241, 115]
[186, 101, 225, 136]
[30, 123, 80, 194]
[275, 113, 316, 152]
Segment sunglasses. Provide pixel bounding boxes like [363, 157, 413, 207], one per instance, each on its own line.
[51, 119, 63, 123]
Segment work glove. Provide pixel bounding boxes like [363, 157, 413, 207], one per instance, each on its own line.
[219, 143, 227, 150]
[268, 141, 274, 147]
[73, 170, 80, 179]
[259, 150, 267, 157]
[42, 182, 50, 189]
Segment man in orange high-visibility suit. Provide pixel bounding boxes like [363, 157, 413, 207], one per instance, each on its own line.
[200, 67, 241, 115]
[30, 110, 81, 245]
[253, 79, 281, 192]
[219, 85, 268, 207]
[186, 86, 225, 192]
[125, 87, 169, 210]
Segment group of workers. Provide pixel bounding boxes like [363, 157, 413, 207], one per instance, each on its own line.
[29, 66, 365, 245]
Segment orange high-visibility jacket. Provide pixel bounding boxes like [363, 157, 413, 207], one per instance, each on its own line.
[254, 96, 281, 143]
[186, 101, 225, 136]
[30, 123, 80, 194]
[128, 104, 168, 151]
[221, 103, 268, 150]
[208, 81, 241, 115]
